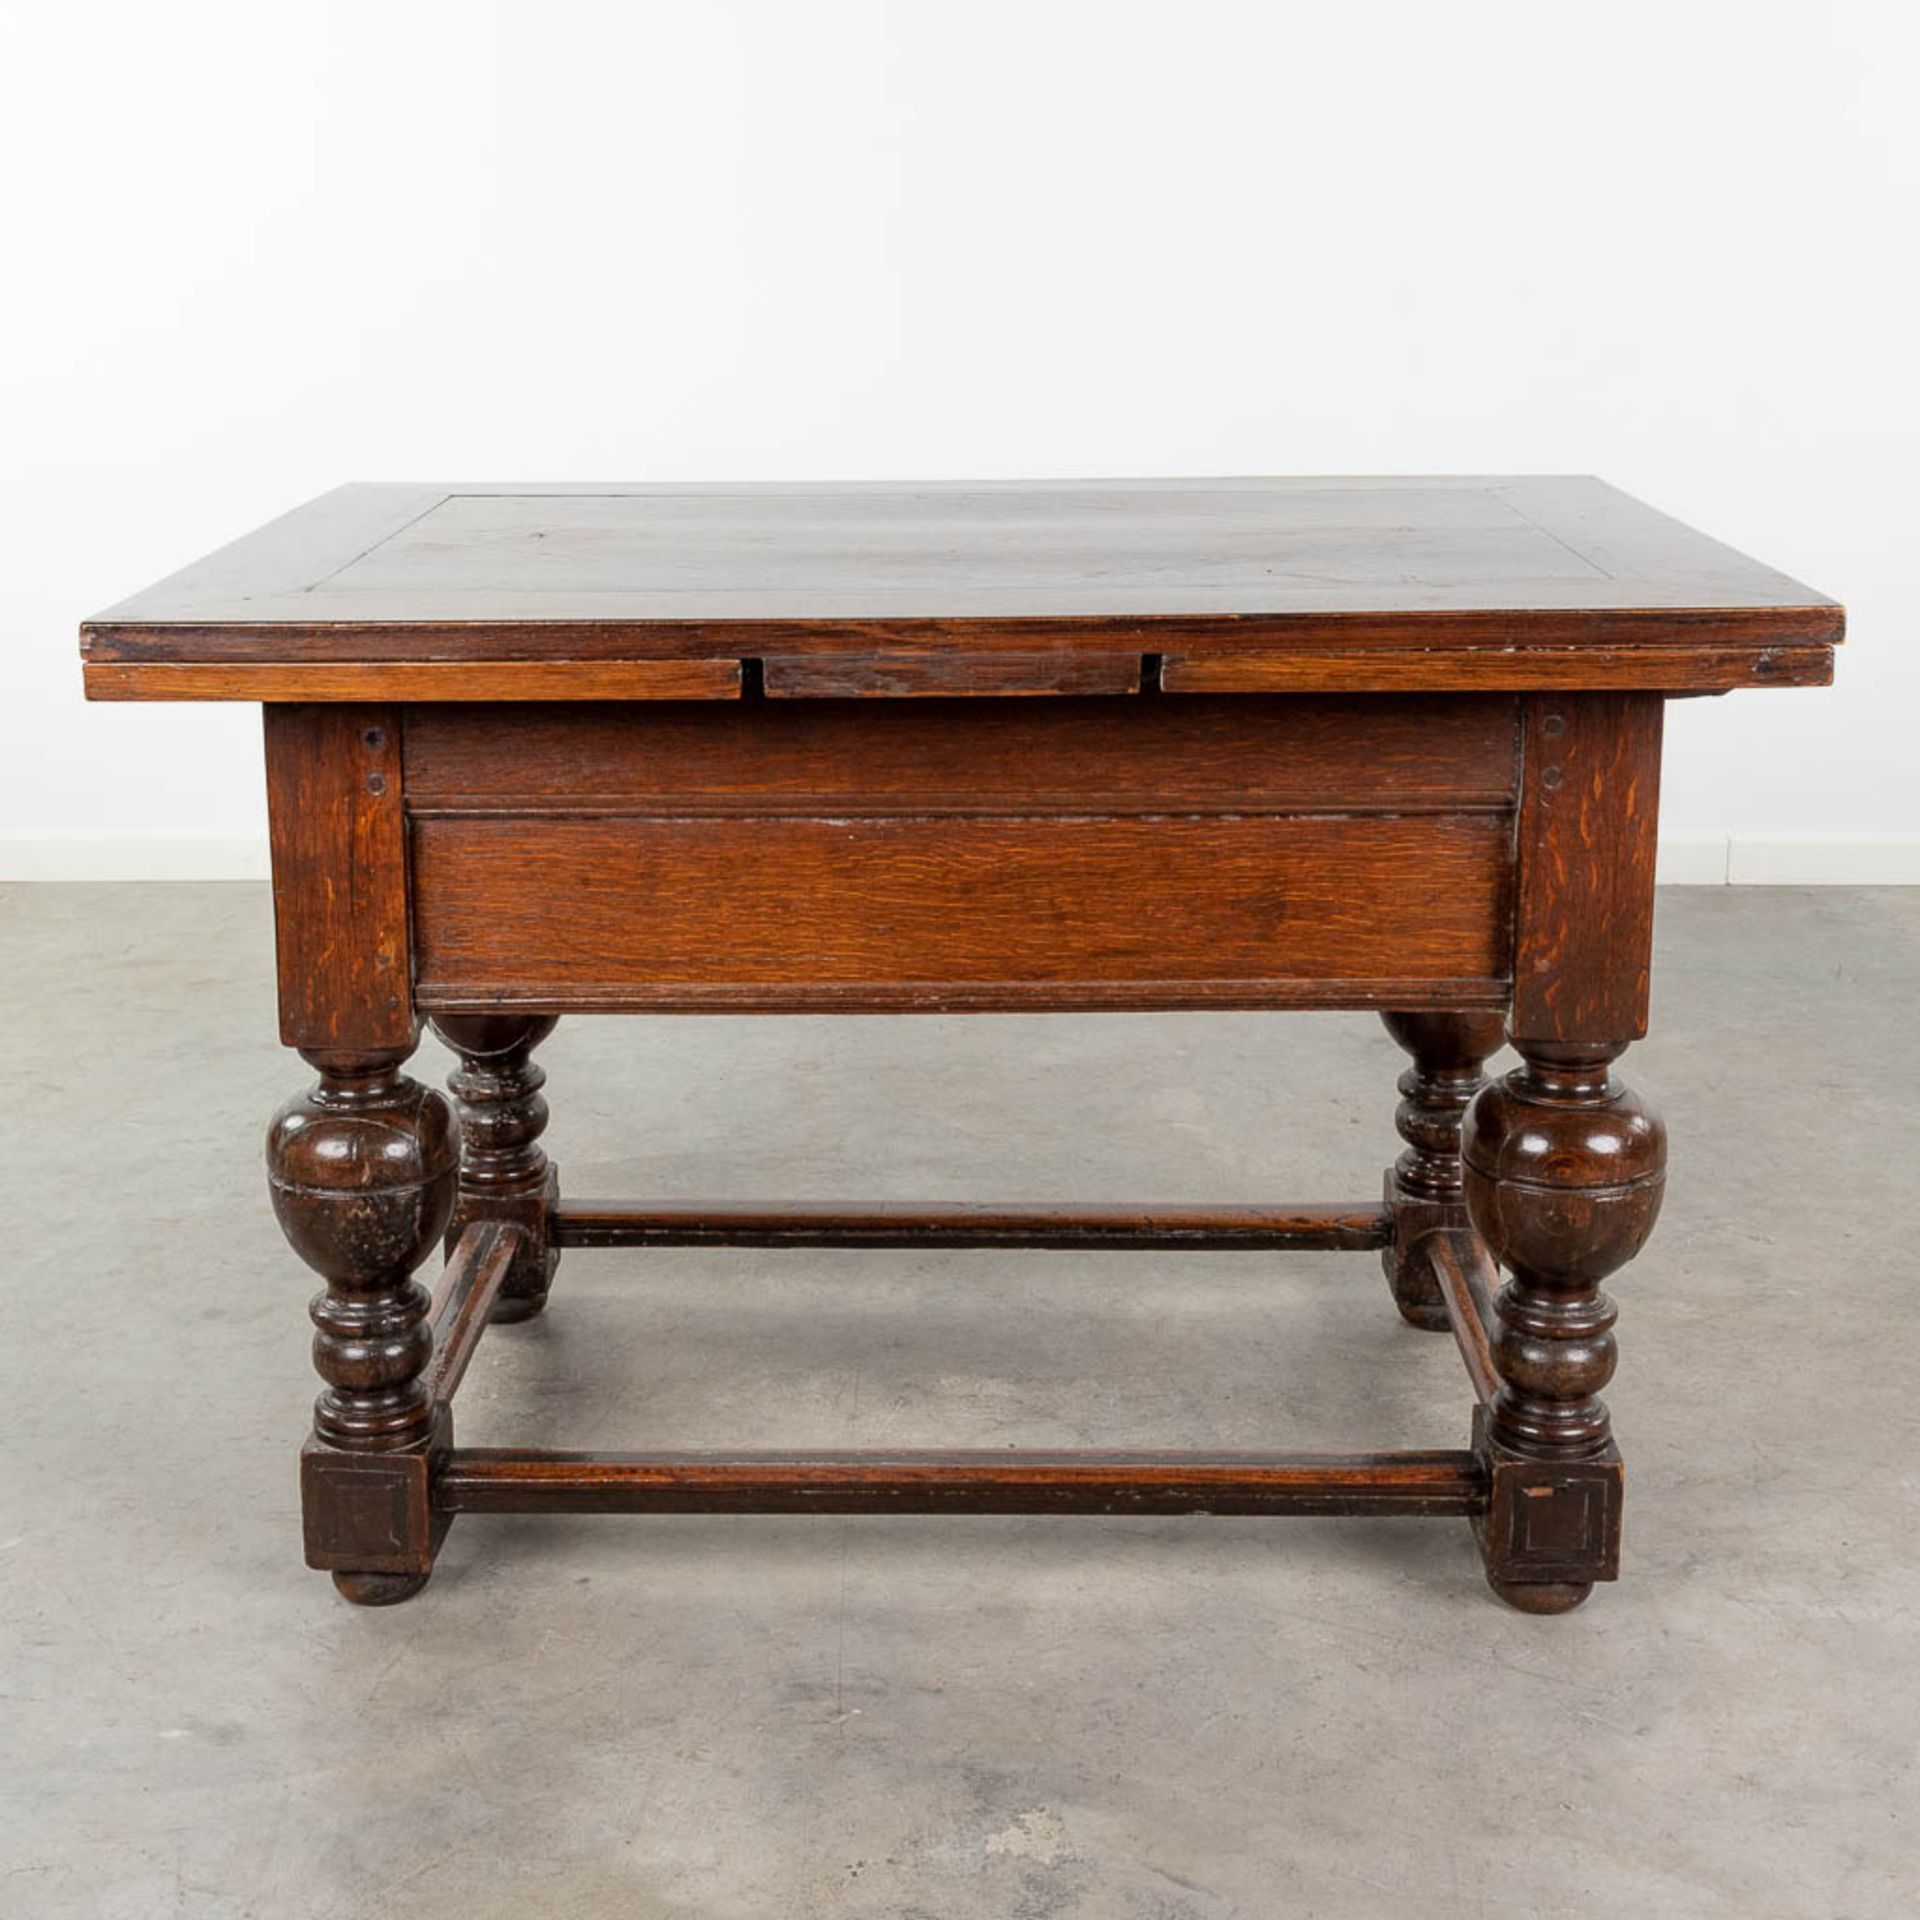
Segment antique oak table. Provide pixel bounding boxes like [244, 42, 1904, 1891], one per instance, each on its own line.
[81, 478, 1840, 1611]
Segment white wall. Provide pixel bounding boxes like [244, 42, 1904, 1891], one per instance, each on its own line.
[4, 0, 1915, 881]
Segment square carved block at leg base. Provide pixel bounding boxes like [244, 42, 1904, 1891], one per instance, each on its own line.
[300, 1407, 452, 1580]
[1471, 1404, 1623, 1612]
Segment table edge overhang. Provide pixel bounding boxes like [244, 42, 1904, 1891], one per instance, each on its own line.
[79, 605, 1843, 701]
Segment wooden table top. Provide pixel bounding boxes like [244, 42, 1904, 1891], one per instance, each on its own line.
[82, 477, 1840, 701]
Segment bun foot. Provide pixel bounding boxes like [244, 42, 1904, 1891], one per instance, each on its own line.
[488, 1288, 549, 1325]
[1391, 1295, 1451, 1334]
[1487, 1574, 1593, 1615]
[333, 1569, 431, 1607]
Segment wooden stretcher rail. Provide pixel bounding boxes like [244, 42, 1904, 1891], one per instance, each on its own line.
[551, 1199, 1393, 1252]
[424, 1223, 521, 1406]
[1418, 1226, 1503, 1407]
[435, 1448, 1488, 1517]
[419, 976, 1514, 1016]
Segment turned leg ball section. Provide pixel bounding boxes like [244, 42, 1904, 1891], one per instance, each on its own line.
[261, 1026, 1670, 1612]
[261, 1028, 1667, 1613]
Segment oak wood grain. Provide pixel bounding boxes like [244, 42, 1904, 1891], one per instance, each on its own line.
[85, 659, 742, 702]
[1160, 641, 1834, 694]
[409, 812, 1512, 1011]
[417, 977, 1512, 1016]
[1509, 693, 1664, 1045]
[262, 704, 414, 1053]
[81, 479, 1841, 706]
[763, 651, 1141, 698]
[436, 1447, 1489, 1517]
[402, 694, 1521, 815]
[550, 1199, 1394, 1252]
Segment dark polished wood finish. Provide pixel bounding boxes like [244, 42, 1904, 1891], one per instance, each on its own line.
[1458, 686, 1671, 1611]
[1465, 1047, 1665, 1613]
[1379, 1010, 1508, 1331]
[83, 477, 1836, 1611]
[438, 1449, 1486, 1518]
[1419, 1227, 1503, 1409]
[423, 1222, 521, 1405]
[81, 479, 1838, 695]
[552, 1199, 1391, 1253]
[265, 1045, 457, 1605]
[404, 692, 1518, 1015]
[401, 692, 1522, 813]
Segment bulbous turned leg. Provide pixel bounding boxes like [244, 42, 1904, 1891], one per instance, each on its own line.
[429, 1015, 560, 1323]
[1379, 1010, 1506, 1330]
[267, 1047, 458, 1605]
[1463, 1042, 1666, 1613]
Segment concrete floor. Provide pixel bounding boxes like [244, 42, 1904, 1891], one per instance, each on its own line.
[1, 884, 1916, 1918]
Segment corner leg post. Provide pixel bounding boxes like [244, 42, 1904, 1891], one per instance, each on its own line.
[1379, 1010, 1506, 1330]
[267, 1043, 458, 1605]
[1463, 1041, 1665, 1612]
[429, 1015, 560, 1323]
